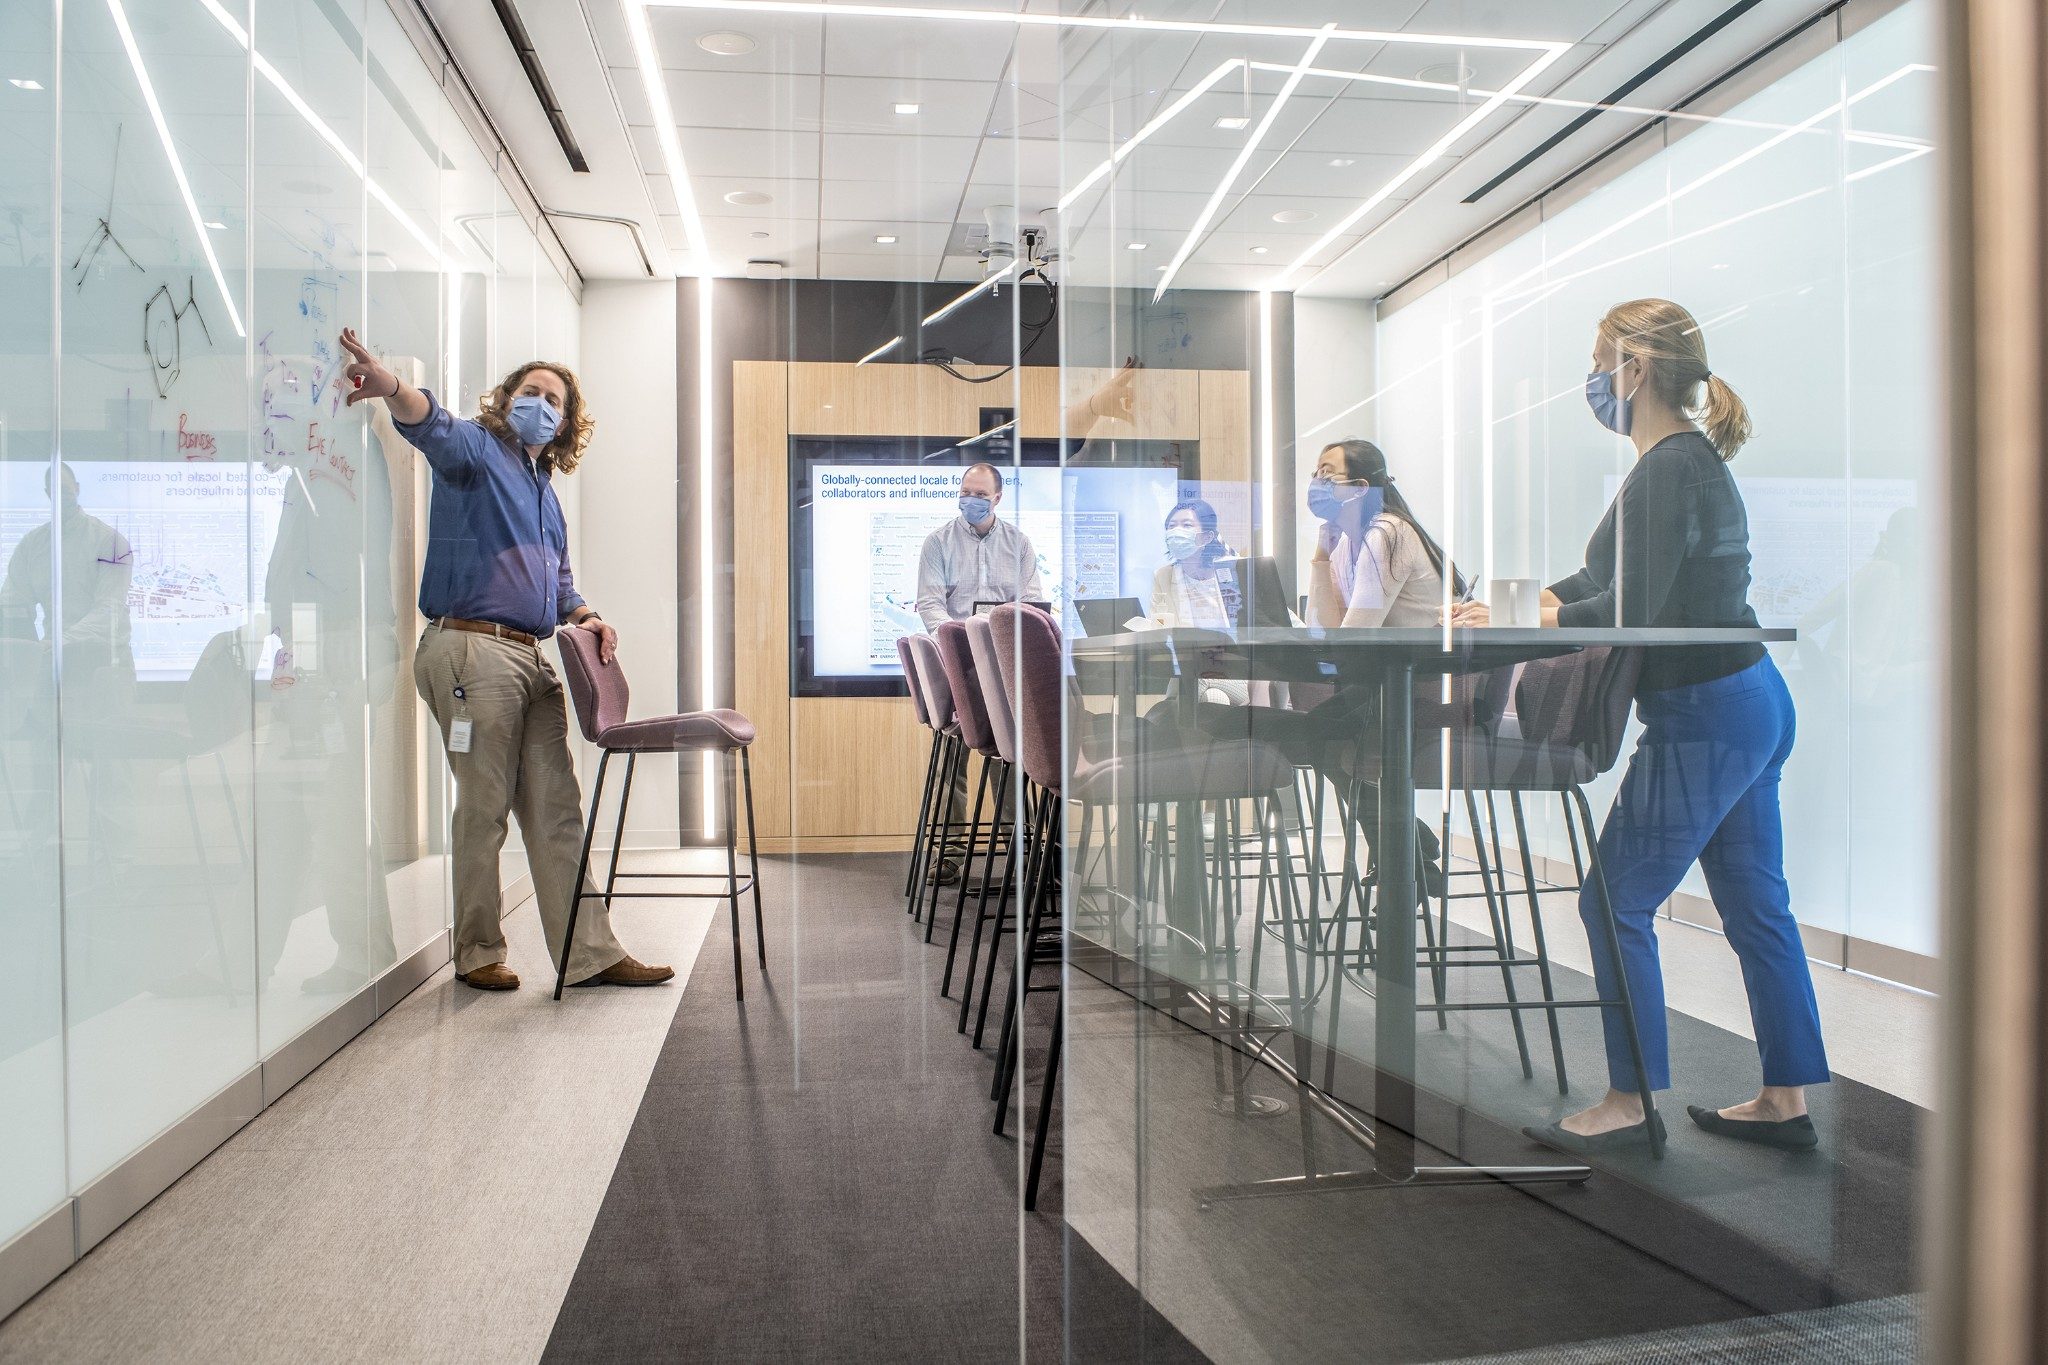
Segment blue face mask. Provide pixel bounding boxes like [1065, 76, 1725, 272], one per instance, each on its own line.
[1307, 477, 1377, 526]
[1585, 368, 1632, 435]
[959, 494, 994, 526]
[1163, 529, 1202, 562]
[507, 393, 562, 447]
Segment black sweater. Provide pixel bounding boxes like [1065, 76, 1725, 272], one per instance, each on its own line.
[1547, 430, 1765, 692]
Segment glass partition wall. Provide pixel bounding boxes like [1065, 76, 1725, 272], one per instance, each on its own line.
[0, 0, 575, 1298]
[1051, 1, 1941, 1360]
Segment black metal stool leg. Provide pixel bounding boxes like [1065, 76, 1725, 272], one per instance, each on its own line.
[601, 753, 638, 910]
[1510, 791, 1570, 1093]
[724, 749, 744, 1000]
[742, 747, 765, 969]
[906, 734, 940, 900]
[1024, 1001, 1063, 1212]
[933, 754, 992, 945]
[944, 763, 1006, 997]
[555, 750, 611, 1000]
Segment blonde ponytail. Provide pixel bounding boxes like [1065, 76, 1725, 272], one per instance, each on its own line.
[1597, 297, 1753, 461]
[1696, 373, 1751, 461]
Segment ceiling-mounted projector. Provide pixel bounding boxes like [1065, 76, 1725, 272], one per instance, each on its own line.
[978, 203, 1058, 278]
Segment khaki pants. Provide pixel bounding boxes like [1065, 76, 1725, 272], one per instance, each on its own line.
[415, 623, 624, 984]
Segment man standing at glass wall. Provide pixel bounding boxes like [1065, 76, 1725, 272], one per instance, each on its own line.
[336, 327, 671, 993]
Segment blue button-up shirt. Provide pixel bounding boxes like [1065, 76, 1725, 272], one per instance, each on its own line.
[393, 390, 584, 638]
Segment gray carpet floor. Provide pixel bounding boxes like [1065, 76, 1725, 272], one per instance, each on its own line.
[540, 853, 1202, 1363]
[541, 853, 1913, 1364]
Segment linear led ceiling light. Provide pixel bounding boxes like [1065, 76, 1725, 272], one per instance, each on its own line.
[923, 261, 1015, 327]
[652, 0, 1569, 51]
[111, 0, 244, 336]
[1155, 25, 1333, 300]
[623, 0, 711, 273]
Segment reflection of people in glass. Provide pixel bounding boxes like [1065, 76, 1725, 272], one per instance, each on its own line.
[254, 406, 399, 994]
[1454, 298, 1829, 1153]
[1799, 505, 1922, 704]
[914, 462, 1043, 633]
[0, 463, 135, 698]
[0, 463, 137, 852]
[338, 327, 672, 993]
[1307, 439, 1463, 626]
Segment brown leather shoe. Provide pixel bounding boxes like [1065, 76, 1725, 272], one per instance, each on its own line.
[456, 963, 519, 991]
[571, 955, 676, 987]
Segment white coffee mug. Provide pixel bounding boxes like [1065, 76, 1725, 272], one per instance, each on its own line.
[1488, 577, 1542, 628]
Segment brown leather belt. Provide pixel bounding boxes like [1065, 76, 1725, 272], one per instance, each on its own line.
[435, 616, 537, 646]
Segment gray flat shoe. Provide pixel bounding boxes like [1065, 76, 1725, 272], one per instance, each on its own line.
[1687, 1104, 1818, 1151]
[1522, 1110, 1665, 1153]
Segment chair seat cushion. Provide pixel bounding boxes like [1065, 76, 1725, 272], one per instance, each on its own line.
[600, 708, 756, 752]
[1073, 738, 1294, 805]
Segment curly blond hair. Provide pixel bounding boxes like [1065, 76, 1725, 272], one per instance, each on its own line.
[477, 361, 594, 474]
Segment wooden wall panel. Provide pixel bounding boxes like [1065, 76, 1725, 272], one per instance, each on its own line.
[1017, 366, 1201, 440]
[788, 696, 928, 838]
[732, 361, 792, 838]
[1199, 369, 1255, 551]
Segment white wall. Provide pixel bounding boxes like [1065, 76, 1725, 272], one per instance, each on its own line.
[1291, 297, 1379, 575]
[570, 280, 680, 846]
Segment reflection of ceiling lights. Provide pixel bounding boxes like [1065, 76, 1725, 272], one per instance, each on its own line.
[696, 30, 756, 54]
[875, 234, 897, 243]
[8, 78, 42, 90]
[724, 189, 771, 205]
[1328, 157, 1354, 167]
[1158, 25, 1334, 300]
[1271, 209, 1316, 223]
[894, 102, 920, 115]
[1214, 115, 1249, 130]
[1125, 242, 1146, 251]
[623, 0, 709, 272]
[108, 0, 244, 336]
[204, 220, 227, 230]
[1251, 245, 1269, 254]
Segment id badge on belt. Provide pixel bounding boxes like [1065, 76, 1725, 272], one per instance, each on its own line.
[449, 667, 474, 754]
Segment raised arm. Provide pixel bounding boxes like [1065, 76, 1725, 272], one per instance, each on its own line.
[338, 328, 483, 483]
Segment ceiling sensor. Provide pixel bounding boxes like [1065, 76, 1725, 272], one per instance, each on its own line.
[749, 230, 770, 239]
[697, 31, 756, 55]
[745, 259, 783, 279]
[1271, 209, 1316, 224]
[1418, 60, 1476, 86]
[724, 190, 771, 206]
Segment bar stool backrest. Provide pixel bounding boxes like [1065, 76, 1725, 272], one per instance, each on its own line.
[991, 603, 1065, 794]
[906, 632, 957, 732]
[964, 615, 1015, 763]
[557, 624, 629, 746]
[896, 636, 930, 727]
[1514, 646, 1644, 776]
[935, 621, 997, 756]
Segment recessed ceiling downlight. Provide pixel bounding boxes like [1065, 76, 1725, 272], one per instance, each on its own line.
[1271, 209, 1316, 224]
[1417, 60, 1476, 86]
[724, 190, 772, 206]
[697, 31, 757, 56]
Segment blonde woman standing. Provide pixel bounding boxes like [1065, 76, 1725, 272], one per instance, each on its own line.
[1454, 299, 1828, 1154]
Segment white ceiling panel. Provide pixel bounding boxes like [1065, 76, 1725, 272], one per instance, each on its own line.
[1216, 192, 1385, 239]
[1247, 148, 1433, 199]
[695, 174, 823, 218]
[661, 69, 822, 131]
[1404, 0, 1638, 44]
[963, 137, 1067, 189]
[647, 7, 826, 74]
[1288, 96, 1489, 156]
[671, 125, 822, 180]
[817, 219, 956, 254]
[821, 132, 982, 185]
[821, 178, 965, 223]
[608, 66, 655, 127]
[819, 76, 1000, 137]
[821, 13, 1017, 81]
[816, 252, 945, 281]
[702, 215, 820, 259]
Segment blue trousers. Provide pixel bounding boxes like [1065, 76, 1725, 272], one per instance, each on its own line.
[1580, 656, 1830, 1093]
